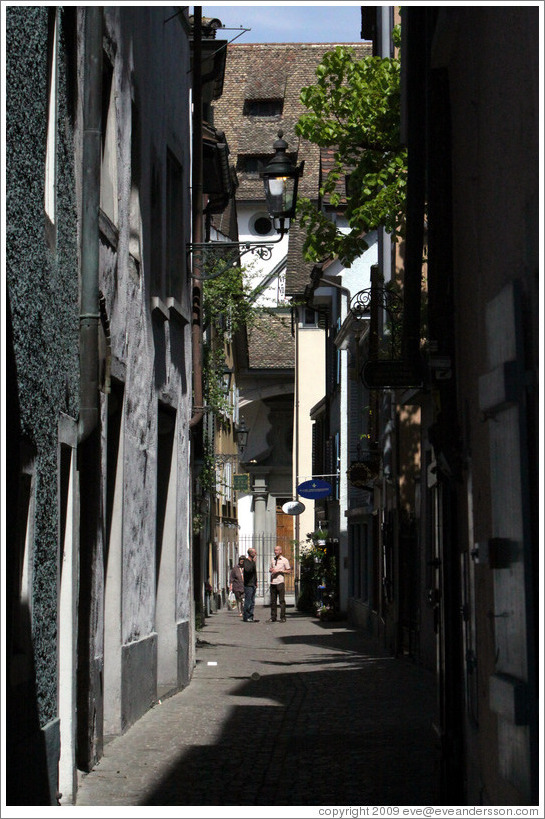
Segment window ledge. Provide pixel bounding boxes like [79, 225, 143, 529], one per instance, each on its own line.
[151, 297, 170, 321]
[151, 296, 191, 325]
[166, 296, 190, 325]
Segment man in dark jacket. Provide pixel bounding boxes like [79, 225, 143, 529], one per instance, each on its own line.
[242, 548, 259, 622]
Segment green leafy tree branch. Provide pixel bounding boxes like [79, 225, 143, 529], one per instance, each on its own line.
[295, 31, 406, 265]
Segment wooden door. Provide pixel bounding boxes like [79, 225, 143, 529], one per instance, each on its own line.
[276, 503, 295, 593]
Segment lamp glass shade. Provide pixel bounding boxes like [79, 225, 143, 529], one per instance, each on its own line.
[268, 177, 285, 197]
[263, 174, 297, 220]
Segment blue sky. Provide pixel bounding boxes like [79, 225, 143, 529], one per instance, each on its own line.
[199, 3, 366, 44]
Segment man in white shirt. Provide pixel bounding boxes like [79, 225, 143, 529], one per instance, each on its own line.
[267, 545, 291, 623]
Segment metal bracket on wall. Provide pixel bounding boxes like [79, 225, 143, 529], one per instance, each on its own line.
[187, 238, 282, 281]
[350, 285, 404, 359]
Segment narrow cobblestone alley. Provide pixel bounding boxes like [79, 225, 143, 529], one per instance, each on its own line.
[73, 607, 440, 810]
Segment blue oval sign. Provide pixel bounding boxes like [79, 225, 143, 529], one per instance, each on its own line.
[297, 479, 332, 499]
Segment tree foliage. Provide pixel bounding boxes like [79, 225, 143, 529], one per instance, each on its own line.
[295, 32, 406, 265]
[202, 261, 256, 335]
[201, 261, 251, 417]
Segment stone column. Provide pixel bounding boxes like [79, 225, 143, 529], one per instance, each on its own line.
[252, 476, 268, 601]
[253, 476, 268, 535]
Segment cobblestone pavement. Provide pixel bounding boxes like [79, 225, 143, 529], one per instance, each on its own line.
[74, 606, 440, 810]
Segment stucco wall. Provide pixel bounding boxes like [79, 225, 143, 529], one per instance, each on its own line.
[295, 326, 325, 540]
[97, 7, 193, 706]
[6, 5, 79, 727]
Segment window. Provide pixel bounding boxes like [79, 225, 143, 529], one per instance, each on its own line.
[18, 459, 35, 612]
[150, 155, 163, 298]
[237, 152, 297, 176]
[100, 53, 118, 224]
[243, 98, 283, 117]
[225, 461, 233, 504]
[335, 317, 342, 387]
[237, 154, 271, 175]
[156, 404, 176, 585]
[44, 8, 58, 248]
[166, 149, 185, 299]
[9, 442, 36, 686]
[349, 524, 361, 598]
[252, 215, 273, 236]
[334, 432, 341, 500]
[349, 523, 369, 602]
[129, 103, 142, 272]
[215, 462, 224, 503]
[301, 307, 318, 327]
[278, 270, 287, 304]
[151, 147, 188, 314]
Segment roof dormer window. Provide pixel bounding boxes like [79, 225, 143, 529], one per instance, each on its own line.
[243, 98, 283, 117]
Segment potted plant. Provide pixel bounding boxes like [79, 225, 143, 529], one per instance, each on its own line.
[315, 602, 335, 621]
[309, 528, 328, 546]
[297, 545, 322, 613]
[347, 460, 379, 487]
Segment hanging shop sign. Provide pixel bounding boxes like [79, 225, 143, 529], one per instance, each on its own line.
[282, 500, 306, 516]
[233, 473, 250, 491]
[296, 479, 332, 499]
[362, 359, 422, 389]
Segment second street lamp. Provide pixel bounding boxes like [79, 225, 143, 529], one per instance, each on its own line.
[214, 417, 250, 464]
[234, 416, 249, 454]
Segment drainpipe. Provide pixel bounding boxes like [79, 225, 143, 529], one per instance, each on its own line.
[189, 6, 204, 428]
[76, 6, 103, 772]
[79, 6, 102, 442]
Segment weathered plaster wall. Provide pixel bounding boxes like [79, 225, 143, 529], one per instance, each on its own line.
[98, 5, 193, 672]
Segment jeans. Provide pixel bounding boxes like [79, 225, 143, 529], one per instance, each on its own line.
[243, 585, 256, 621]
[270, 582, 286, 620]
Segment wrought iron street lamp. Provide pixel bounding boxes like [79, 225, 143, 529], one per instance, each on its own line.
[235, 416, 249, 453]
[261, 130, 301, 237]
[214, 416, 249, 464]
[188, 131, 302, 278]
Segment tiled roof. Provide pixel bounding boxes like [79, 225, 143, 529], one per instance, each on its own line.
[212, 43, 371, 202]
[285, 218, 315, 296]
[247, 311, 295, 370]
[321, 146, 350, 206]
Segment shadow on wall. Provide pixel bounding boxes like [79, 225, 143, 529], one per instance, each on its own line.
[6, 294, 54, 806]
[6, 602, 54, 806]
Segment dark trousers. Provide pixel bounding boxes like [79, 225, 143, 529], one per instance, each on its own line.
[243, 585, 256, 621]
[270, 582, 286, 620]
